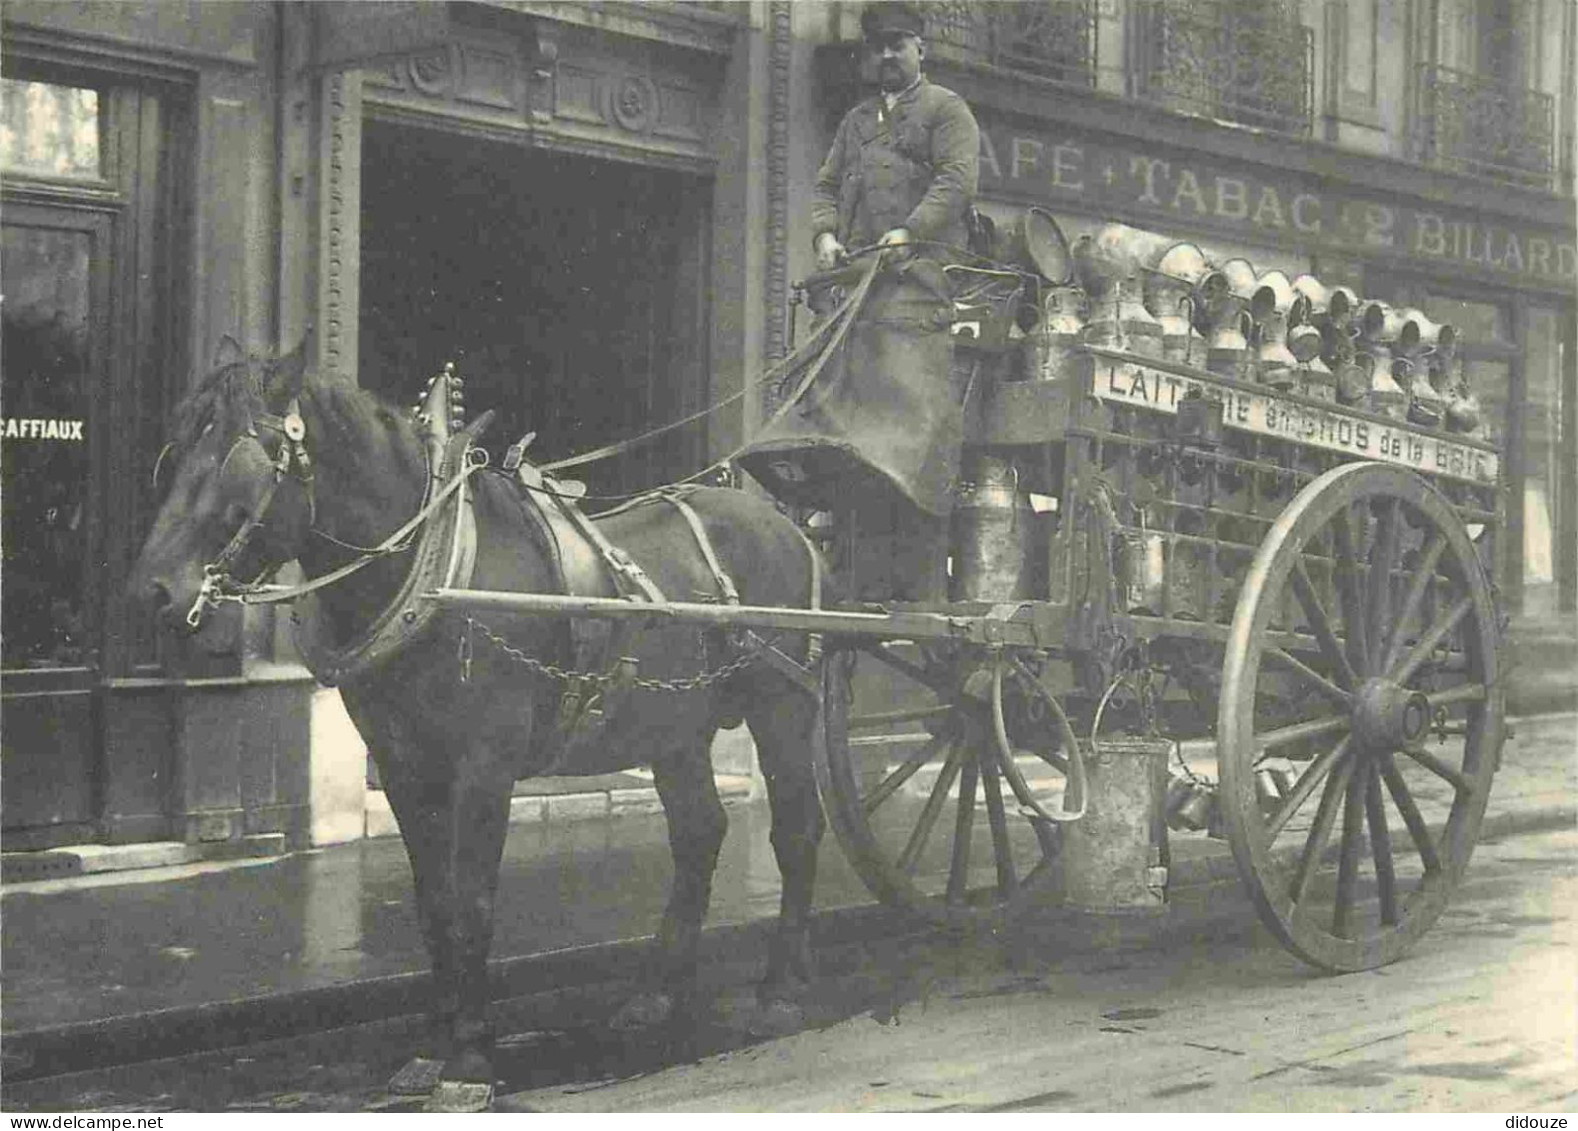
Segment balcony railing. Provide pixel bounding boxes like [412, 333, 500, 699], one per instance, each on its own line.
[1414, 62, 1557, 191]
[925, 1, 1098, 88]
[1131, 0, 1313, 137]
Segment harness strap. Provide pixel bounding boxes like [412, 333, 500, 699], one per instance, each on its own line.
[657, 489, 740, 606]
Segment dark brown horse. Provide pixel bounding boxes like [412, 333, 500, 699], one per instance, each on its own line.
[129, 348, 826, 1105]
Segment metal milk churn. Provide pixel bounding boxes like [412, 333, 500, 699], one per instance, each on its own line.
[1357, 301, 1410, 419]
[1023, 285, 1086, 381]
[1060, 733, 1172, 915]
[952, 454, 1035, 601]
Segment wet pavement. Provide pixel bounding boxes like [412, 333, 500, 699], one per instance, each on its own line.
[1, 712, 1572, 1083]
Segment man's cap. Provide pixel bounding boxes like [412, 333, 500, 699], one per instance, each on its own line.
[861, 2, 926, 40]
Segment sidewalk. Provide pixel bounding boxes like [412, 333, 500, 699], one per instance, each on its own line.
[3, 713, 1572, 1082]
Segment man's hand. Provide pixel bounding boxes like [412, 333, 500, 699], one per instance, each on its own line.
[815, 232, 848, 272]
[877, 227, 914, 262]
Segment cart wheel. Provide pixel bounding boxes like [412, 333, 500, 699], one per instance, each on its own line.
[1218, 462, 1503, 971]
[816, 641, 1066, 926]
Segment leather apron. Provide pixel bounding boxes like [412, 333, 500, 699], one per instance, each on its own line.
[739, 259, 964, 518]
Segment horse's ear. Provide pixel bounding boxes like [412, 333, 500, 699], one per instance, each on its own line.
[266, 334, 311, 404]
[213, 334, 244, 371]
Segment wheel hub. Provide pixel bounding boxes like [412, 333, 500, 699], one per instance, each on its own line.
[1352, 677, 1431, 754]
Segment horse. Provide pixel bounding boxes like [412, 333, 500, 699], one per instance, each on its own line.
[128, 345, 827, 1107]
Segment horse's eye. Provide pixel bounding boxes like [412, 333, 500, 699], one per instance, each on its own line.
[223, 503, 250, 529]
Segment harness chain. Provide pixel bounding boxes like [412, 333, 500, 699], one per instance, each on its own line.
[464, 615, 761, 693]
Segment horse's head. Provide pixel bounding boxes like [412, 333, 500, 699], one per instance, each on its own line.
[130, 341, 317, 649]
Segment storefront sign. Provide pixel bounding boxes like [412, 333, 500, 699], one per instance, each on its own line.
[980, 123, 1578, 287]
[2, 418, 85, 441]
[1092, 360, 1499, 485]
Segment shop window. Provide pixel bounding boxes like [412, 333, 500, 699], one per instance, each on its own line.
[1, 222, 97, 668]
[0, 78, 102, 181]
[1522, 307, 1572, 617]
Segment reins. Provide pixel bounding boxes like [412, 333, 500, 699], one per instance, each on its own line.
[541, 250, 884, 483]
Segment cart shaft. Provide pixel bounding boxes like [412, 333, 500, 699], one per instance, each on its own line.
[424, 586, 1059, 648]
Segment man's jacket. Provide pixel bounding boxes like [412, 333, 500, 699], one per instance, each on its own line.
[811, 76, 979, 257]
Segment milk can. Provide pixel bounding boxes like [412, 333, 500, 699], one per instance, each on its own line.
[1061, 734, 1172, 915]
[1022, 286, 1086, 381]
[952, 455, 1035, 601]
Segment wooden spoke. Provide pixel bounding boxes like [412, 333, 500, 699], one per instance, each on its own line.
[1292, 558, 1359, 690]
[1399, 745, 1476, 796]
[1379, 532, 1447, 673]
[1390, 595, 1474, 687]
[1365, 764, 1399, 926]
[979, 745, 1019, 897]
[862, 642, 953, 694]
[1266, 647, 1354, 707]
[1253, 712, 1351, 751]
[1331, 508, 1371, 677]
[1332, 753, 1368, 939]
[1291, 753, 1355, 905]
[1378, 752, 1442, 874]
[896, 740, 966, 875]
[1266, 736, 1350, 839]
[850, 704, 956, 730]
[862, 726, 955, 815]
[946, 753, 980, 904]
[1365, 498, 1403, 670]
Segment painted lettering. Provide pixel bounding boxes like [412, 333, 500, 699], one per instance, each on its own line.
[1215, 176, 1248, 220]
[1252, 185, 1286, 228]
[1172, 168, 1208, 214]
[977, 131, 1003, 180]
[1292, 193, 1322, 233]
[1363, 203, 1395, 248]
[1529, 238, 1552, 276]
[1130, 155, 1171, 205]
[1558, 244, 1576, 278]
[1011, 136, 1044, 180]
[1051, 143, 1084, 191]
[1463, 223, 1487, 265]
[1414, 212, 1447, 257]
[0, 418, 85, 441]
[1501, 233, 1524, 274]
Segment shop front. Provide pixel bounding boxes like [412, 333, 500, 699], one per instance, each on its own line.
[0, 0, 764, 854]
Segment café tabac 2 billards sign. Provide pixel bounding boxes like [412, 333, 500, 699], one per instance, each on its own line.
[977, 121, 1578, 290]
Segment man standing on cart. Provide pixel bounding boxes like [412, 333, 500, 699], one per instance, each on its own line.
[738, 1, 980, 601]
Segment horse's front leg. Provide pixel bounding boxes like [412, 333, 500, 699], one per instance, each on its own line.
[378, 736, 514, 1105]
[610, 739, 727, 1030]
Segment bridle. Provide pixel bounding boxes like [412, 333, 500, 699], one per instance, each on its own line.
[186, 399, 316, 628]
[183, 397, 487, 633]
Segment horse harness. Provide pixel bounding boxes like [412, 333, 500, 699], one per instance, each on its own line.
[187, 400, 316, 628]
[502, 439, 817, 771]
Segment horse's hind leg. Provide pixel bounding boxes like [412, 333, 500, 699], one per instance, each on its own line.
[611, 738, 727, 1030]
[749, 685, 825, 1029]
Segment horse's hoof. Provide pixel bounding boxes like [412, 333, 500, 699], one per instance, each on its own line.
[423, 1081, 494, 1113]
[747, 996, 805, 1038]
[387, 1056, 445, 1096]
[609, 991, 675, 1030]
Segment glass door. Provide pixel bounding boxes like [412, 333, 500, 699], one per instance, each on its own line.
[0, 202, 112, 844]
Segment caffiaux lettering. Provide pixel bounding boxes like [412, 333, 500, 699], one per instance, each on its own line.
[982, 128, 1577, 283]
[2, 418, 85, 441]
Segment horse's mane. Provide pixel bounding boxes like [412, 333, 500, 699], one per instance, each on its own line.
[168, 354, 414, 458]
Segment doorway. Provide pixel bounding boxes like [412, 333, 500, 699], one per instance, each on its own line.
[359, 121, 712, 500]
